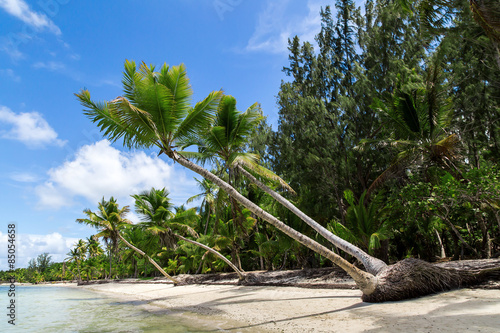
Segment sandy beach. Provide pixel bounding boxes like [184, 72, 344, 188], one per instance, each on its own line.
[81, 282, 500, 332]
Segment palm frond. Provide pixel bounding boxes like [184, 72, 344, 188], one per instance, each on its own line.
[76, 90, 157, 149]
[175, 90, 223, 143]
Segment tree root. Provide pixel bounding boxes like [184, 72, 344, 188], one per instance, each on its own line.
[362, 258, 500, 303]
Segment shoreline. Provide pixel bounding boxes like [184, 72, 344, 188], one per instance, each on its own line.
[81, 282, 500, 332]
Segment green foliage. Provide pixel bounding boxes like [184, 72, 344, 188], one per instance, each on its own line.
[329, 190, 390, 256]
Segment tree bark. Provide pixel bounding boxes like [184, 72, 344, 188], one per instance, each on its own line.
[170, 151, 378, 295]
[174, 234, 245, 280]
[118, 234, 179, 284]
[236, 165, 387, 275]
[434, 228, 446, 259]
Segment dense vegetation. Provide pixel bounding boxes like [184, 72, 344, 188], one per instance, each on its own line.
[2, 1, 499, 289]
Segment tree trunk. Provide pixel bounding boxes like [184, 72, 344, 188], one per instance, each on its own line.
[438, 214, 478, 256]
[118, 234, 179, 284]
[196, 251, 209, 274]
[236, 165, 387, 275]
[108, 249, 112, 280]
[174, 234, 245, 280]
[434, 228, 446, 259]
[170, 151, 378, 294]
[204, 206, 211, 235]
[76, 261, 82, 284]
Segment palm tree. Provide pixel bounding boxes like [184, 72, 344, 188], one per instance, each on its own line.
[187, 177, 224, 235]
[65, 245, 84, 283]
[85, 235, 103, 280]
[329, 190, 390, 257]
[120, 225, 147, 278]
[86, 235, 104, 259]
[77, 60, 499, 302]
[366, 48, 462, 196]
[192, 94, 387, 274]
[132, 187, 244, 280]
[76, 196, 178, 284]
[76, 60, 377, 296]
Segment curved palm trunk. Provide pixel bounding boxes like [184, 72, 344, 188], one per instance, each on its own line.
[236, 165, 387, 275]
[118, 234, 179, 284]
[76, 261, 82, 284]
[169, 151, 378, 295]
[174, 234, 245, 280]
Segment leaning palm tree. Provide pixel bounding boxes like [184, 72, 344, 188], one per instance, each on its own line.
[76, 61, 377, 296]
[76, 60, 498, 302]
[76, 196, 179, 284]
[192, 94, 387, 275]
[133, 187, 244, 280]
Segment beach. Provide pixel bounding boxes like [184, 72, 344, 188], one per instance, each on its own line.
[81, 282, 500, 332]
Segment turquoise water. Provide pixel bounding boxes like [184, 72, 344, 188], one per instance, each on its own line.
[0, 285, 226, 332]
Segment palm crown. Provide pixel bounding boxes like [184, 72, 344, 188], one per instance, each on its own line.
[76, 60, 222, 154]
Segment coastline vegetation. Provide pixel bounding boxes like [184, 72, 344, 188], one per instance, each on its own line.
[2, 1, 499, 299]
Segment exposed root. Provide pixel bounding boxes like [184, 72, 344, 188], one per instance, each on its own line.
[362, 258, 500, 303]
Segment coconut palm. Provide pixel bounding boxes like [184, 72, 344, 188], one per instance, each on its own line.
[329, 190, 390, 257]
[76, 60, 378, 296]
[77, 60, 500, 302]
[192, 94, 387, 274]
[187, 176, 225, 235]
[76, 196, 178, 284]
[65, 246, 84, 283]
[84, 236, 103, 279]
[132, 187, 244, 279]
[120, 225, 148, 278]
[86, 235, 104, 260]
[366, 49, 462, 196]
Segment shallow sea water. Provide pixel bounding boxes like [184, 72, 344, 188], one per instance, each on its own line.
[0, 285, 234, 332]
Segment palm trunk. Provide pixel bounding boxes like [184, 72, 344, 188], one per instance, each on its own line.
[108, 249, 112, 280]
[236, 165, 387, 275]
[76, 261, 82, 283]
[196, 251, 209, 274]
[434, 228, 446, 259]
[204, 206, 211, 235]
[170, 151, 378, 295]
[174, 234, 245, 280]
[118, 234, 179, 284]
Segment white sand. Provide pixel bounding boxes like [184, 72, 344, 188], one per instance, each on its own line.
[82, 283, 500, 332]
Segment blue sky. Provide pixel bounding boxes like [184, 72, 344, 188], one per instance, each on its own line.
[0, 0, 336, 269]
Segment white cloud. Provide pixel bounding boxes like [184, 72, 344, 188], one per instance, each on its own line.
[36, 140, 196, 210]
[0, 105, 66, 148]
[33, 60, 65, 71]
[245, 0, 332, 54]
[0, 232, 78, 270]
[10, 171, 39, 182]
[0, 0, 61, 35]
[0, 68, 21, 82]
